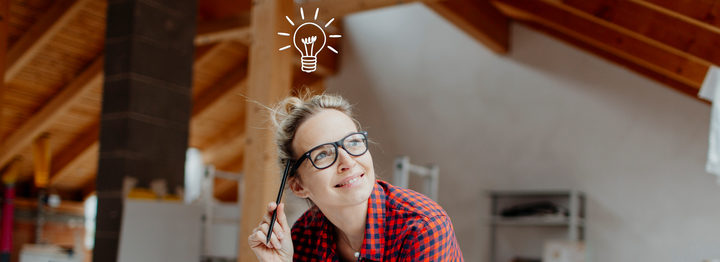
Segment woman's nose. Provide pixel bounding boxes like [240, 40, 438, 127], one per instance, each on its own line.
[336, 147, 355, 172]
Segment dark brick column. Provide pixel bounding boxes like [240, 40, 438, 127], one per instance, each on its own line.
[94, 1, 196, 261]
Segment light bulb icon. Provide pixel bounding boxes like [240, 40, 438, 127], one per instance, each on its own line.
[278, 8, 341, 73]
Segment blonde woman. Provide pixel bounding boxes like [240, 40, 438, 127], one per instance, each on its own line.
[248, 94, 463, 262]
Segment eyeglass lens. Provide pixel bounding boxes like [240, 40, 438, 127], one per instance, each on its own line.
[309, 133, 367, 169]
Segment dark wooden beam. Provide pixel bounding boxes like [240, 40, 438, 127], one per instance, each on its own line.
[639, 0, 720, 29]
[0, 0, 7, 137]
[0, 58, 102, 170]
[195, 14, 251, 46]
[427, 0, 510, 54]
[49, 124, 99, 188]
[492, 0, 709, 93]
[5, 0, 88, 82]
[564, 0, 720, 66]
[192, 63, 248, 117]
[299, 0, 443, 19]
[522, 21, 707, 103]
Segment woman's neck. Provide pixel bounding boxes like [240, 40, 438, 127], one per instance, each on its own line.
[318, 200, 368, 250]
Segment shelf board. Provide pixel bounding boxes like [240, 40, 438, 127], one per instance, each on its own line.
[491, 216, 585, 227]
[488, 189, 584, 198]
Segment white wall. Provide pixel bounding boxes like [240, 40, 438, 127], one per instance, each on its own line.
[325, 3, 720, 261]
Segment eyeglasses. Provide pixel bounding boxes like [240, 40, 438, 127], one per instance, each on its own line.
[294, 131, 369, 170]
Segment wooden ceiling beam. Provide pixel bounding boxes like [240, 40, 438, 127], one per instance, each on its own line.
[195, 15, 252, 46]
[522, 21, 705, 101]
[563, 0, 720, 66]
[202, 119, 246, 170]
[193, 63, 248, 118]
[297, 0, 443, 19]
[426, 0, 510, 54]
[213, 153, 244, 201]
[0, 0, 7, 133]
[492, 0, 709, 91]
[5, 0, 89, 82]
[0, 57, 103, 171]
[638, 0, 720, 29]
[49, 123, 99, 188]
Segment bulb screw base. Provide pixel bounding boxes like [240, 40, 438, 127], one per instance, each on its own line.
[301, 56, 317, 73]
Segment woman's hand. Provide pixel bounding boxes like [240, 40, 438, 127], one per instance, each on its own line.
[248, 202, 293, 262]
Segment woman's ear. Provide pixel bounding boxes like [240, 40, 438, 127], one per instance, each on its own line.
[288, 176, 309, 198]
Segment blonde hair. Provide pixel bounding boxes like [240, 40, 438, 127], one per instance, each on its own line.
[271, 93, 360, 172]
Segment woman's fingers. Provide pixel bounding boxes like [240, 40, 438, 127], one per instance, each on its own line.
[276, 203, 289, 231]
[258, 222, 283, 241]
[258, 223, 282, 244]
[263, 202, 288, 233]
[249, 228, 279, 248]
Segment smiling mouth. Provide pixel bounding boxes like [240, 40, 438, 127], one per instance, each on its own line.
[335, 173, 365, 188]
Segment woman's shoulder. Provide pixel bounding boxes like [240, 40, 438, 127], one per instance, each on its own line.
[378, 180, 448, 220]
[291, 206, 326, 232]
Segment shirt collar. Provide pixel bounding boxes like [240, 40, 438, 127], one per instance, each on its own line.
[360, 180, 386, 261]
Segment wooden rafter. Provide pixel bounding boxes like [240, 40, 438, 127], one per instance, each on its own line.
[298, 0, 443, 19]
[639, 0, 720, 28]
[195, 14, 252, 46]
[49, 124, 99, 188]
[0, 0, 7, 133]
[5, 0, 89, 82]
[426, 0, 510, 54]
[522, 20, 704, 101]
[492, 0, 710, 92]
[563, 0, 720, 66]
[201, 112, 247, 169]
[0, 57, 103, 170]
[193, 63, 248, 118]
[47, 46, 247, 190]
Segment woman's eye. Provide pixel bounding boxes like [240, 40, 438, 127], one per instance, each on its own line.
[314, 152, 328, 161]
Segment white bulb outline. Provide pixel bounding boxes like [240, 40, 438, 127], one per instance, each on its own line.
[293, 22, 326, 57]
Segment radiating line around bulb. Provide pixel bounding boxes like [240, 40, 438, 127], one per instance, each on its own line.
[314, 8, 319, 20]
[328, 46, 338, 54]
[278, 32, 290, 36]
[279, 45, 291, 51]
[300, 7, 305, 20]
[329, 35, 342, 38]
[325, 18, 334, 28]
[286, 16, 295, 26]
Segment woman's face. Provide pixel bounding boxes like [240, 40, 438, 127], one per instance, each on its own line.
[289, 109, 376, 209]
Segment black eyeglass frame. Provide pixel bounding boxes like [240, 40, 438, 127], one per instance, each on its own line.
[292, 131, 369, 170]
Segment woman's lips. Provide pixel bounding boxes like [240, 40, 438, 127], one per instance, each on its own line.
[335, 173, 365, 188]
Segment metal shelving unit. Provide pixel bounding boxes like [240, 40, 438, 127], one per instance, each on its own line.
[488, 190, 585, 262]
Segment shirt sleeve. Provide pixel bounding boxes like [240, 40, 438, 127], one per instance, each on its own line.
[399, 215, 464, 262]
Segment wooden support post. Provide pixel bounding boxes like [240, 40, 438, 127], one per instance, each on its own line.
[0, 0, 7, 139]
[238, 0, 294, 261]
[32, 133, 51, 189]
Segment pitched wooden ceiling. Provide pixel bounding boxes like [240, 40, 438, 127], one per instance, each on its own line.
[0, 0, 715, 201]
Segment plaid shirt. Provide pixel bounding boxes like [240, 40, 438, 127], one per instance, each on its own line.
[291, 180, 464, 261]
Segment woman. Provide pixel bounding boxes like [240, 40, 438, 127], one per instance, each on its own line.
[248, 94, 463, 261]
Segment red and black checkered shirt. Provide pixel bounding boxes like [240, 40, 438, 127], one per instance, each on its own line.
[291, 180, 464, 261]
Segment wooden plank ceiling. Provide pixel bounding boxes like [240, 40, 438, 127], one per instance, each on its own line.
[0, 0, 715, 201]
